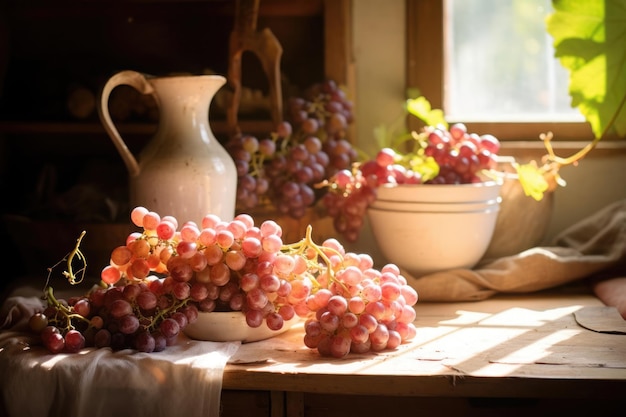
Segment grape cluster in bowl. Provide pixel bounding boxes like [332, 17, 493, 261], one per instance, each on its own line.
[423, 123, 501, 184]
[321, 123, 502, 242]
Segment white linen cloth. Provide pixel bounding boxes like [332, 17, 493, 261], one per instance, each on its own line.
[0, 293, 240, 417]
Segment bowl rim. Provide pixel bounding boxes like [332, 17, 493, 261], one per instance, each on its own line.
[375, 180, 503, 204]
[371, 197, 502, 206]
[183, 310, 301, 343]
[377, 179, 502, 190]
[367, 205, 500, 214]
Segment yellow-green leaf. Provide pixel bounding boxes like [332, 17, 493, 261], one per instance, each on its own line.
[515, 163, 549, 201]
[406, 97, 448, 128]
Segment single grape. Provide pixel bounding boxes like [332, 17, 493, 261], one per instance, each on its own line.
[93, 328, 111, 348]
[90, 316, 104, 330]
[111, 245, 133, 266]
[123, 284, 142, 302]
[152, 332, 168, 352]
[118, 314, 140, 335]
[169, 311, 187, 330]
[265, 312, 284, 331]
[110, 332, 128, 350]
[179, 305, 198, 325]
[130, 237, 151, 258]
[350, 339, 371, 354]
[101, 265, 122, 285]
[134, 331, 156, 353]
[172, 281, 191, 300]
[330, 334, 351, 358]
[109, 299, 133, 319]
[245, 309, 264, 328]
[326, 295, 348, 316]
[189, 282, 209, 302]
[29, 313, 48, 333]
[41, 326, 65, 353]
[142, 211, 161, 230]
[130, 206, 149, 227]
[160, 318, 180, 339]
[64, 329, 86, 353]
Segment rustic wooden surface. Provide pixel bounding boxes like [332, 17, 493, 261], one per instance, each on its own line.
[223, 290, 626, 399]
[3, 283, 626, 417]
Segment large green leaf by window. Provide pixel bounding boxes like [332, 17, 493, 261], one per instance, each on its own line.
[546, 0, 626, 139]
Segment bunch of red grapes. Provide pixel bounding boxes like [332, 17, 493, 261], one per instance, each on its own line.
[226, 80, 358, 219]
[322, 123, 502, 242]
[28, 205, 418, 358]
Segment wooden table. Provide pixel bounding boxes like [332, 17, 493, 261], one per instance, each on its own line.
[221, 288, 626, 416]
[2, 285, 625, 417]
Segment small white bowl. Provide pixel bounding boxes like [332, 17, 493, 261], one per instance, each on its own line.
[367, 181, 502, 277]
[183, 311, 300, 343]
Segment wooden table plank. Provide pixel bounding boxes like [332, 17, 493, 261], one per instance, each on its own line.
[223, 291, 626, 398]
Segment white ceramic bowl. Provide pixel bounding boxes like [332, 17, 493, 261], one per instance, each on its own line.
[375, 180, 501, 203]
[367, 181, 502, 277]
[183, 311, 300, 343]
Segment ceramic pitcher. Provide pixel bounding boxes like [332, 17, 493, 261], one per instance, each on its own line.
[98, 70, 237, 224]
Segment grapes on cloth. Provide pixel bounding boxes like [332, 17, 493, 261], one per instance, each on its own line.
[28, 206, 418, 358]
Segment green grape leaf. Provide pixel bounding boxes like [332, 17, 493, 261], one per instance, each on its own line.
[406, 97, 448, 128]
[546, 0, 626, 139]
[515, 162, 549, 201]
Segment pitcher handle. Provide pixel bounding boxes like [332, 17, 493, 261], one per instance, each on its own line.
[97, 70, 154, 178]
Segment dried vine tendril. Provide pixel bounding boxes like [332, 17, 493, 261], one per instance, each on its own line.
[43, 230, 88, 290]
[38, 231, 90, 332]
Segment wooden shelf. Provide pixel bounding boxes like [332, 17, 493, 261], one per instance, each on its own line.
[7, 0, 324, 19]
[0, 0, 353, 243]
[0, 0, 351, 138]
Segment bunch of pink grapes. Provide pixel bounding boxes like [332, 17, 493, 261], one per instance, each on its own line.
[322, 123, 502, 242]
[29, 206, 418, 357]
[423, 123, 500, 184]
[301, 243, 418, 358]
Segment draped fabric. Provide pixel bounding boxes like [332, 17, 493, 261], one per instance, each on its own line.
[404, 199, 626, 303]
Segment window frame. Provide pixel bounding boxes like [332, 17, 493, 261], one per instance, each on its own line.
[405, 0, 594, 141]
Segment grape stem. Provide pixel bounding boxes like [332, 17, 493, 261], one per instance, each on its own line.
[281, 225, 350, 294]
[144, 296, 190, 333]
[44, 285, 90, 331]
[39, 231, 91, 332]
[43, 230, 87, 290]
[60, 230, 87, 285]
[492, 131, 595, 183]
[540, 131, 601, 167]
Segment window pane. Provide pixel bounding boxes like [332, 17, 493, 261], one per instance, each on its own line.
[444, 0, 584, 122]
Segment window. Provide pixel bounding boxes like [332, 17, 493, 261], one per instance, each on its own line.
[406, 0, 593, 141]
